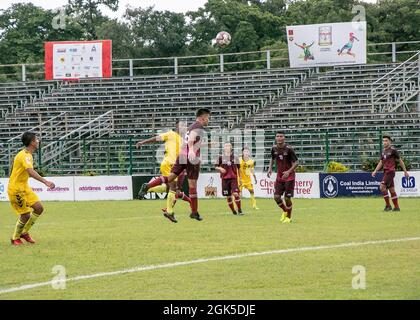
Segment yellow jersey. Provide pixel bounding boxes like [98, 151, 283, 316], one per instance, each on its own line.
[159, 130, 182, 165]
[8, 149, 34, 193]
[239, 157, 255, 185]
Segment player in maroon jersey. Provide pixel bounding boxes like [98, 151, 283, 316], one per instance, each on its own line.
[372, 135, 409, 212]
[138, 108, 211, 222]
[268, 131, 299, 223]
[215, 142, 243, 215]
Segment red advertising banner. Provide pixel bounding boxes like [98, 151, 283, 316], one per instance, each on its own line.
[45, 40, 112, 80]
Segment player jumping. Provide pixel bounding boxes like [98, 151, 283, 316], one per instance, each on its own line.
[268, 131, 299, 224]
[239, 146, 259, 210]
[135, 120, 191, 222]
[372, 135, 409, 212]
[138, 108, 211, 222]
[216, 142, 243, 215]
[7, 132, 55, 245]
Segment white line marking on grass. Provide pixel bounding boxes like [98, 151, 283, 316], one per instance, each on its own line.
[1, 236, 419, 295]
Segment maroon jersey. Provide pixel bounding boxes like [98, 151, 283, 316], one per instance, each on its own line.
[271, 144, 298, 182]
[381, 146, 400, 172]
[181, 121, 205, 157]
[217, 154, 239, 180]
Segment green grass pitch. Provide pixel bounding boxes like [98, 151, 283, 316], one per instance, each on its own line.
[0, 198, 419, 300]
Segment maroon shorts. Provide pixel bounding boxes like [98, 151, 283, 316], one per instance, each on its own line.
[274, 180, 295, 198]
[171, 155, 200, 180]
[222, 178, 239, 197]
[381, 171, 395, 189]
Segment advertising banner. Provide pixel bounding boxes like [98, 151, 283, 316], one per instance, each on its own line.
[0, 177, 74, 201]
[197, 172, 320, 199]
[394, 171, 420, 197]
[319, 173, 383, 198]
[286, 21, 366, 68]
[74, 176, 132, 201]
[45, 40, 112, 80]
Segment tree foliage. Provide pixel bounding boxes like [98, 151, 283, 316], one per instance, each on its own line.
[0, 0, 418, 65]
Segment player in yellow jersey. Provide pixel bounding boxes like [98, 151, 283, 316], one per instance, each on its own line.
[239, 146, 259, 210]
[7, 132, 55, 245]
[136, 120, 191, 222]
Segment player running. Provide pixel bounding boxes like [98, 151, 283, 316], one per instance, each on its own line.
[7, 132, 55, 245]
[267, 131, 299, 224]
[372, 135, 409, 212]
[239, 146, 259, 210]
[135, 120, 191, 222]
[216, 143, 243, 215]
[138, 108, 211, 222]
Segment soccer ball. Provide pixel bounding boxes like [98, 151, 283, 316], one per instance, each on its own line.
[214, 31, 231, 47]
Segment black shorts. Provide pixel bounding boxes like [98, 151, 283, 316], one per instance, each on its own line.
[274, 180, 295, 198]
[222, 179, 239, 197]
[381, 171, 395, 189]
[171, 154, 200, 180]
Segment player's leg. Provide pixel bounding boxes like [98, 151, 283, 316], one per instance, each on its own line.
[388, 173, 399, 211]
[188, 178, 202, 221]
[380, 173, 392, 211]
[138, 166, 180, 199]
[187, 162, 202, 221]
[224, 180, 237, 215]
[149, 162, 171, 193]
[12, 212, 30, 245]
[21, 201, 44, 243]
[283, 181, 295, 223]
[232, 180, 242, 215]
[247, 184, 258, 210]
[273, 182, 287, 222]
[175, 171, 191, 205]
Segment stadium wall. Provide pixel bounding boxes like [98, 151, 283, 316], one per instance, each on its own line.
[0, 172, 418, 202]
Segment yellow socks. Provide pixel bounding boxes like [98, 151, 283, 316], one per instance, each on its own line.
[12, 217, 26, 240]
[22, 212, 40, 234]
[166, 190, 176, 214]
[250, 194, 257, 207]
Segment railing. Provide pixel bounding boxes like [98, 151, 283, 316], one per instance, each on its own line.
[1, 128, 418, 177]
[0, 41, 419, 82]
[371, 51, 420, 113]
[39, 110, 114, 170]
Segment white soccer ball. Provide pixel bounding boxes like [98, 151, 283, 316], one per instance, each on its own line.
[214, 31, 231, 47]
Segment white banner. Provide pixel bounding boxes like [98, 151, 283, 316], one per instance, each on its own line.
[394, 171, 420, 197]
[74, 176, 132, 201]
[0, 177, 74, 201]
[53, 42, 103, 79]
[0, 178, 8, 201]
[286, 21, 366, 68]
[30, 177, 75, 201]
[197, 172, 320, 199]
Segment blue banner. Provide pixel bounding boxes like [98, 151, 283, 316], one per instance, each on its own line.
[319, 173, 384, 198]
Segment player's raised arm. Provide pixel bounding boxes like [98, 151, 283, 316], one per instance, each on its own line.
[399, 158, 410, 178]
[26, 168, 55, 189]
[372, 160, 383, 177]
[135, 135, 163, 148]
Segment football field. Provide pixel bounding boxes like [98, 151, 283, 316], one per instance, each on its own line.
[0, 198, 419, 300]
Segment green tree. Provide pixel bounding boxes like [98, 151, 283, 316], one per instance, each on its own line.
[0, 3, 84, 65]
[125, 7, 189, 57]
[67, 0, 119, 39]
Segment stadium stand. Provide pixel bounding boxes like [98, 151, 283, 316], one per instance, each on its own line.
[0, 52, 419, 175]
